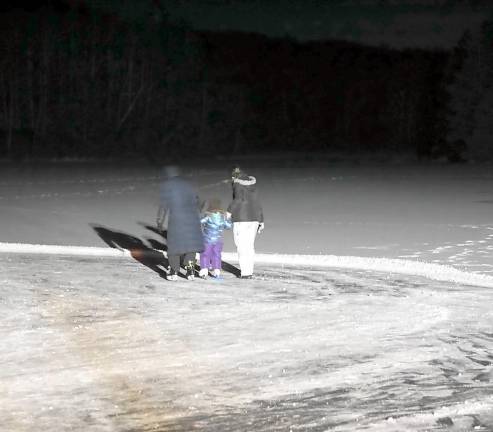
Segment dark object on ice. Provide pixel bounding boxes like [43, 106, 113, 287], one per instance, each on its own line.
[222, 261, 241, 278]
[240, 275, 253, 279]
[436, 417, 454, 426]
[157, 166, 203, 256]
[91, 224, 168, 278]
[138, 222, 168, 243]
[157, 165, 203, 276]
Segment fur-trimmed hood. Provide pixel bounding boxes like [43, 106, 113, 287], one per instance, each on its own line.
[233, 175, 256, 186]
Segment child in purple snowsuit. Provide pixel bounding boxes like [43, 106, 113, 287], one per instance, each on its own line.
[199, 198, 232, 278]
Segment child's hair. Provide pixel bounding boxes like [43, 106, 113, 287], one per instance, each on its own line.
[205, 197, 223, 213]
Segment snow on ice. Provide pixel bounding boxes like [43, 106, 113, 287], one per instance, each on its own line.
[1, 160, 493, 431]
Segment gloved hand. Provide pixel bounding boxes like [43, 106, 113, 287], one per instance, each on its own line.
[257, 222, 265, 234]
[156, 218, 163, 232]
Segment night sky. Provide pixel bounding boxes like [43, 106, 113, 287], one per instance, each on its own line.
[4, 0, 493, 47]
[8, 0, 487, 47]
[75, 0, 493, 48]
[165, 0, 492, 48]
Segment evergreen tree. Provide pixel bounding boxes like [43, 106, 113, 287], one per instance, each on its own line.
[446, 21, 493, 160]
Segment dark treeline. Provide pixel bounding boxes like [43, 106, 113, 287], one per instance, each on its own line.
[0, 2, 204, 161]
[202, 32, 450, 160]
[0, 3, 476, 161]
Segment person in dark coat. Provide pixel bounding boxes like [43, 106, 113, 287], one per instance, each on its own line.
[227, 169, 264, 279]
[157, 165, 204, 280]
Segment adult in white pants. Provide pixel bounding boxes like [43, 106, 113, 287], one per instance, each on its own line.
[228, 169, 264, 279]
[233, 221, 260, 277]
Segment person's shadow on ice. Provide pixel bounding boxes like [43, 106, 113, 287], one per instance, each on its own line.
[139, 222, 241, 278]
[90, 224, 168, 278]
[220, 258, 241, 278]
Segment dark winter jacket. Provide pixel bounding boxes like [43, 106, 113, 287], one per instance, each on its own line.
[227, 175, 264, 223]
[201, 211, 232, 244]
[159, 175, 204, 255]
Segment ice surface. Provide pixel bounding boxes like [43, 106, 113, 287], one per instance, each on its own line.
[1, 161, 493, 430]
[1, 161, 493, 275]
[1, 255, 493, 431]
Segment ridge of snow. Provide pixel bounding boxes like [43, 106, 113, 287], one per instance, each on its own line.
[239, 253, 493, 288]
[1, 242, 492, 288]
[0, 242, 132, 258]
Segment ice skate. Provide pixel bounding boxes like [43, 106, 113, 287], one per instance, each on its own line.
[185, 261, 195, 280]
[199, 268, 208, 279]
[166, 268, 178, 281]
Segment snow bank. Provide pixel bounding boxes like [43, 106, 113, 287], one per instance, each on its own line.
[238, 253, 493, 288]
[2, 242, 492, 288]
[0, 242, 132, 258]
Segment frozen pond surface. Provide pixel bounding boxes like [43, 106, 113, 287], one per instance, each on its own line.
[2, 254, 493, 431]
[1, 161, 493, 274]
[1, 161, 493, 430]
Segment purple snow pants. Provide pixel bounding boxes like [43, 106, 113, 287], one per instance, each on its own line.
[200, 241, 223, 270]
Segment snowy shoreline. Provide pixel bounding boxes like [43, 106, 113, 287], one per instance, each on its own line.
[2, 241, 493, 288]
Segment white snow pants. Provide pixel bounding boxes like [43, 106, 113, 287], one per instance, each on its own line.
[233, 221, 259, 277]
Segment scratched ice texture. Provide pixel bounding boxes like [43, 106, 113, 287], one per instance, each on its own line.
[1, 255, 493, 431]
